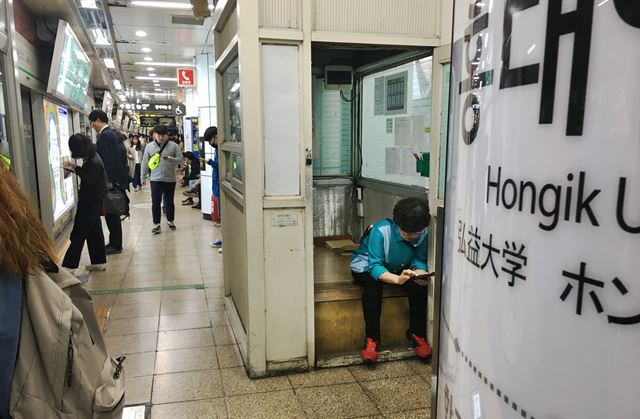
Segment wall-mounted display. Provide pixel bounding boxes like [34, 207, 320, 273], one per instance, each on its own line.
[46, 20, 91, 110]
[44, 99, 74, 221]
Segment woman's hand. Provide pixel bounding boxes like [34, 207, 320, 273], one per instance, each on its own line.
[396, 269, 416, 285]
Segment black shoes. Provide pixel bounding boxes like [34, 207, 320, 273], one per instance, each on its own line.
[105, 245, 123, 255]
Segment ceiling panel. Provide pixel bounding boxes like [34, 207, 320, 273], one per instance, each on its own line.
[163, 27, 211, 44]
[117, 43, 198, 56]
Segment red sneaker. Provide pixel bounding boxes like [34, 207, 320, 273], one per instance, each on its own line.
[409, 333, 432, 359]
[361, 338, 379, 363]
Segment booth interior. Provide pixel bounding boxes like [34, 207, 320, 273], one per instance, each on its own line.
[311, 44, 434, 361]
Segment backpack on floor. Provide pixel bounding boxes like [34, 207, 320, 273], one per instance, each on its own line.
[10, 264, 125, 419]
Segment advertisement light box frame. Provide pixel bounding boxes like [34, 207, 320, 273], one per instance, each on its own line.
[46, 20, 92, 111]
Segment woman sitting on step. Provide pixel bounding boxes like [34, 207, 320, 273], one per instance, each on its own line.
[350, 197, 432, 364]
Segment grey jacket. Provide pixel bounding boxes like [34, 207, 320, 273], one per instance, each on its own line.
[141, 140, 183, 182]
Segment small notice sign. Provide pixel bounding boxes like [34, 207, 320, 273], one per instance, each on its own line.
[177, 68, 196, 87]
[271, 214, 298, 227]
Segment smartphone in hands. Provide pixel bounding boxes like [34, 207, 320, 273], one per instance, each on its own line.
[411, 272, 434, 286]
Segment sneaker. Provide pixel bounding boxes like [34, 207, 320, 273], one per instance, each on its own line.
[182, 190, 198, 197]
[152, 224, 161, 234]
[191, 203, 201, 209]
[218, 248, 223, 254]
[86, 264, 106, 272]
[213, 222, 221, 227]
[63, 267, 76, 276]
[408, 333, 432, 360]
[167, 221, 176, 230]
[361, 338, 379, 363]
[210, 240, 222, 248]
[182, 198, 194, 205]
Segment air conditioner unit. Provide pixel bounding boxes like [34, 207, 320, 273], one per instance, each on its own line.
[324, 65, 353, 90]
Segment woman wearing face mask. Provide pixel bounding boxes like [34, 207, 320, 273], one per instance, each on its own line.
[61, 134, 109, 274]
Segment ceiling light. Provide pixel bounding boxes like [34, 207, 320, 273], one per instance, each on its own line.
[146, 67, 155, 71]
[153, 79, 160, 83]
[130, 1, 192, 9]
[113, 79, 122, 90]
[134, 62, 196, 67]
[136, 76, 177, 81]
[103, 58, 116, 69]
[135, 30, 148, 37]
[155, 88, 162, 92]
[141, 47, 151, 53]
[149, 73, 156, 77]
[143, 56, 153, 61]
[230, 82, 240, 93]
[81, 0, 98, 8]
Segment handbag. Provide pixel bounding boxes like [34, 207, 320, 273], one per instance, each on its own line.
[103, 188, 127, 215]
[148, 141, 169, 171]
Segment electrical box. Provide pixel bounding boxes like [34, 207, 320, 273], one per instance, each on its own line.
[324, 65, 353, 90]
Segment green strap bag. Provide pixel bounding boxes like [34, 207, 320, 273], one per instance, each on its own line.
[148, 141, 169, 170]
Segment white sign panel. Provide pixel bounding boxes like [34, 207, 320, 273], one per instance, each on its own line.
[438, 2, 640, 419]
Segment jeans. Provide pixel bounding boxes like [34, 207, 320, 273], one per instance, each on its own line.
[351, 270, 428, 343]
[132, 163, 141, 188]
[151, 181, 176, 224]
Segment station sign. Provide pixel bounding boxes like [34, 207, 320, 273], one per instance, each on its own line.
[437, 1, 640, 419]
[177, 68, 196, 87]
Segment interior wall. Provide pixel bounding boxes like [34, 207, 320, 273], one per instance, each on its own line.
[313, 184, 353, 237]
[224, 196, 249, 331]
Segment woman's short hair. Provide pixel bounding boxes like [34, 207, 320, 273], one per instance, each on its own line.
[68, 134, 96, 159]
[393, 197, 431, 233]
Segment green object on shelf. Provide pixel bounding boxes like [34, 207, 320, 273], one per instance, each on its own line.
[416, 152, 430, 177]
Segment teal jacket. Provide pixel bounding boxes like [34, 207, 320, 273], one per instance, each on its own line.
[351, 219, 428, 280]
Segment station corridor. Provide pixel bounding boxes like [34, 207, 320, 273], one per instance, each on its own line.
[73, 187, 432, 419]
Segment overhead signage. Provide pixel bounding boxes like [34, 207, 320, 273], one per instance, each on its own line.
[177, 68, 196, 87]
[129, 103, 186, 115]
[437, 2, 640, 419]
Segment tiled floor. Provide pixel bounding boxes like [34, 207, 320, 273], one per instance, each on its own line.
[77, 185, 431, 418]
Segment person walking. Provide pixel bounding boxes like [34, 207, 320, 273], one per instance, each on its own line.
[61, 134, 108, 274]
[89, 110, 128, 255]
[130, 135, 143, 191]
[141, 124, 183, 234]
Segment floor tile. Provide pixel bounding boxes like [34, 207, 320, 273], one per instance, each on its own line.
[207, 298, 226, 312]
[151, 398, 228, 419]
[109, 302, 161, 320]
[288, 367, 356, 389]
[157, 328, 214, 351]
[160, 289, 206, 302]
[220, 367, 291, 397]
[215, 345, 244, 368]
[115, 291, 162, 305]
[383, 409, 430, 418]
[155, 347, 218, 374]
[125, 375, 153, 405]
[406, 359, 432, 376]
[296, 382, 380, 418]
[213, 325, 236, 346]
[348, 361, 416, 382]
[209, 311, 230, 327]
[105, 332, 157, 356]
[360, 376, 430, 414]
[159, 312, 211, 331]
[124, 352, 156, 378]
[225, 390, 305, 419]
[152, 370, 223, 404]
[160, 299, 209, 315]
[105, 316, 159, 336]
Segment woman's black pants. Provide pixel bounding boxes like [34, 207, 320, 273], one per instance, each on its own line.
[62, 198, 106, 269]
